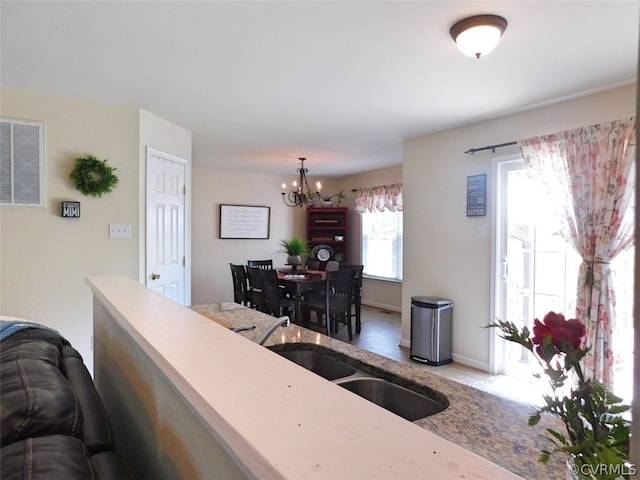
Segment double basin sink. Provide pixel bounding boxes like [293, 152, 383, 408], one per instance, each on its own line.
[268, 344, 447, 421]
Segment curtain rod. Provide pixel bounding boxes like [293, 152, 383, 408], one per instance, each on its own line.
[465, 140, 517, 156]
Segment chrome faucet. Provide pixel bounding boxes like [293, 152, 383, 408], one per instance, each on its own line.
[255, 316, 290, 345]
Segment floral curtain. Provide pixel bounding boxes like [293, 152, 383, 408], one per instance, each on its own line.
[518, 117, 636, 388]
[354, 183, 403, 213]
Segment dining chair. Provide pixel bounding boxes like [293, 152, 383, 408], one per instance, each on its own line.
[259, 269, 295, 320]
[325, 260, 340, 272]
[302, 269, 357, 340]
[246, 266, 265, 310]
[229, 263, 250, 306]
[306, 259, 321, 271]
[339, 264, 364, 333]
[247, 259, 273, 270]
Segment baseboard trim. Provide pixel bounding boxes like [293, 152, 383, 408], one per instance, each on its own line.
[397, 339, 490, 373]
[362, 300, 402, 313]
[451, 354, 489, 372]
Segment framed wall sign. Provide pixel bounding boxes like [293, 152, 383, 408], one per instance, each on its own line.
[61, 201, 81, 218]
[219, 204, 270, 239]
[466, 174, 487, 217]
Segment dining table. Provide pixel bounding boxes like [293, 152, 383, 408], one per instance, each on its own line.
[277, 269, 326, 325]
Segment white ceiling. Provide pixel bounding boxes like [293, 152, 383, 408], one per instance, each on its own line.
[1, 1, 638, 177]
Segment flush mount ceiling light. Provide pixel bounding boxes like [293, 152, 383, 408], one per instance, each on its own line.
[450, 14, 507, 59]
[281, 157, 322, 207]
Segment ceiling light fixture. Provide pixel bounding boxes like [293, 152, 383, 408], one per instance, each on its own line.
[450, 14, 507, 59]
[281, 157, 322, 207]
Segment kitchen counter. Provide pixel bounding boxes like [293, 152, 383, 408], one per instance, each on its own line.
[192, 302, 565, 480]
[86, 275, 555, 479]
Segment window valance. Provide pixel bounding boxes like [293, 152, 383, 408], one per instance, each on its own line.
[354, 183, 403, 213]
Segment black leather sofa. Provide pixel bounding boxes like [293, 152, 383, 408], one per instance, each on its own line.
[1, 322, 133, 479]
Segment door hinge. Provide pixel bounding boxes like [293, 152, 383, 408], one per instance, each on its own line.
[183, 256, 186, 266]
[183, 185, 186, 195]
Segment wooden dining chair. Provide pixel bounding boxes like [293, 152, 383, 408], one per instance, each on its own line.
[302, 269, 356, 340]
[339, 264, 364, 333]
[229, 263, 250, 306]
[247, 259, 273, 270]
[259, 269, 295, 320]
[246, 266, 265, 311]
[306, 259, 321, 271]
[325, 260, 340, 272]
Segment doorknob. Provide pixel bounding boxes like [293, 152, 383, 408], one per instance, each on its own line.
[150, 272, 161, 280]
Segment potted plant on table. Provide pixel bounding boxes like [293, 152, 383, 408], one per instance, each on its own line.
[488, 312, 631, 479]
[278, 236, 310, 271]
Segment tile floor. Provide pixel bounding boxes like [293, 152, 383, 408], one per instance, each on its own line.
[320, 304, 546, 406]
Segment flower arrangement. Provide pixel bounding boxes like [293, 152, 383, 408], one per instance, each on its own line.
[488, 312, 630, 479]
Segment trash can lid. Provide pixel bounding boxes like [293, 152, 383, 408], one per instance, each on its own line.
[411, 296, 452, 306]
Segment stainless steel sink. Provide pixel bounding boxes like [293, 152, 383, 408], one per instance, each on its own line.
[336, 377, 446, 421]
[269, 344, 447, 421]
[276, 349, 357, 381]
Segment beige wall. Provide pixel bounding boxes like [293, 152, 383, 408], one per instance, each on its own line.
[403, 84, 636, 369]
[0, 89, 192, 372]
[0, 89, 139, 369]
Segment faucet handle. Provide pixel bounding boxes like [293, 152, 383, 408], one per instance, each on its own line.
[232, 324, 257, 333]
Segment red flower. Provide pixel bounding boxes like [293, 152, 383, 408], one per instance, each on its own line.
[531, 312, 586, 353]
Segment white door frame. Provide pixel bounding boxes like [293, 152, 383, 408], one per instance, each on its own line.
[489, 153, 522, 374]
[144, 146, 191, 305]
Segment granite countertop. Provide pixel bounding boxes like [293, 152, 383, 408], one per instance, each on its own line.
[192, 302, 565, 480]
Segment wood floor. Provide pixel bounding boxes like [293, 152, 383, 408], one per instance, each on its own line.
[321, 304, 545, 406]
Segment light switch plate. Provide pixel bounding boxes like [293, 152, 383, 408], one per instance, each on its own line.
[109, 224, 131, 239]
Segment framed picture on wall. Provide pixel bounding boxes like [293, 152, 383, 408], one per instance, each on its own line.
[466, 174, 487, 217]
[219, 204, 270, 239]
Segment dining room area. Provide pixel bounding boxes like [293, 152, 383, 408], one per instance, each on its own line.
[229, 255, 364, 342]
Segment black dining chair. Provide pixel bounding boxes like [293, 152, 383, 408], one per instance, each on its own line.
[325, 260, 340, 272]
[306, 259, 321, 271]
[302, 269, 357, 340]
[229, 263, 250, 306]
[247, 259, 273, 269]
[246, 266, 265, 311]
[259, 269, 295, 320]
[339, 264, 364, 333]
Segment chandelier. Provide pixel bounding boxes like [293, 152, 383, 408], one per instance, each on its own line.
[281, 157, 322, 207]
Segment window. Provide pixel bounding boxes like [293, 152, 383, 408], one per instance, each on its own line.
[361, 210, 403, 281]
[0, 118, 45, 207]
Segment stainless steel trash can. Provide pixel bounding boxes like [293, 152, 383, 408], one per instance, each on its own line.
[410, 296, 453, 366]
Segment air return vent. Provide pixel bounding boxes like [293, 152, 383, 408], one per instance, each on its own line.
[0, 118, 45, 207]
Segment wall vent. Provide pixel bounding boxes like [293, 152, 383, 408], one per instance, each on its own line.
[0, 118, 45, 207]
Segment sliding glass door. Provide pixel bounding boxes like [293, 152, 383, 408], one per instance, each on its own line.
[492, 157, 580, 378]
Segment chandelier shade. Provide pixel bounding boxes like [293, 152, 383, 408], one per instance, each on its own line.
[450, 14, 507, 59]
[281, 157, 321, 208]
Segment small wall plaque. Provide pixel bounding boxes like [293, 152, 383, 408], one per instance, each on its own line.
[466, 174, 487, 217]
[62, 201, 81, 218]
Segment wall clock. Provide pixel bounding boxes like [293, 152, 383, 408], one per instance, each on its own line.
[312, 244, 333, 261]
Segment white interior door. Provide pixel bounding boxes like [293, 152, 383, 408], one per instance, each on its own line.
[146, 149, 186, 304]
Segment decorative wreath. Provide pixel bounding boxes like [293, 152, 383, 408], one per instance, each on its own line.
[69, 155, 119, 197]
